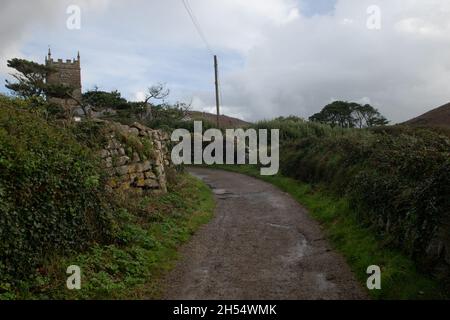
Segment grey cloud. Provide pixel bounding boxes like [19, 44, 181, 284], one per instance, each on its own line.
[0, 0, 60, 58]
[220, 0, 450, 122]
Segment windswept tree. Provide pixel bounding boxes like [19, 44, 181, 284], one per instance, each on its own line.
[137, 83, 170, 120]
[5, 59, 51, 98]
[309, 101, 388, 128]
[5, 58, 76, 115]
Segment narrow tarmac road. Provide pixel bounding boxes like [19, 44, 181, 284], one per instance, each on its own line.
[163, 168, 367, 300]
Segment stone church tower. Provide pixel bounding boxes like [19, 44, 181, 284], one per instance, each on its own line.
[45, 48, 82, 108]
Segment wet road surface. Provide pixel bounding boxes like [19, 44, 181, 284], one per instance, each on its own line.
[163, 168, 367, 300]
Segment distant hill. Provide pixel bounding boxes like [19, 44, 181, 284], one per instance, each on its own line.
[186, 111, 250, 128]
[404, 102, 450, 127]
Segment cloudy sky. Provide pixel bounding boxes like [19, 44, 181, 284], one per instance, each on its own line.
[1, 0, 450, 123]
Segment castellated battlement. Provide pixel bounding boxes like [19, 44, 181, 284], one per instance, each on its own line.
[46, 58, 80, 66]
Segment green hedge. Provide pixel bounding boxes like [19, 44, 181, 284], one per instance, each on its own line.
[0, 99, 114, 286]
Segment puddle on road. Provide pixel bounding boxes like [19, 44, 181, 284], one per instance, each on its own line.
[211, 188, 237, 200]
[213, 189, 228, 195]
[315, 273, 337, 291]
[281, 232, 310, 264]
[189, 172, 208, 180]
[293, 238, 309, 259]
[267, 223, 292, 230]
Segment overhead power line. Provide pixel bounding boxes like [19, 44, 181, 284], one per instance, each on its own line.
[182, 0, 223, 127]
[182, 0, 214, 55]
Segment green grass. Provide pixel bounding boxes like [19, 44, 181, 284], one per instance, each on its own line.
[6, 173, 215, 300]
[209, 164, 447, 300]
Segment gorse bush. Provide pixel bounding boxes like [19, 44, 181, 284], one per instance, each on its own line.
[0, 99, 115, 286]
[253, 117, 450, 282]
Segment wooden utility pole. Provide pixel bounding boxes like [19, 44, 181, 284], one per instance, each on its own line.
[214, 55, 220, 128]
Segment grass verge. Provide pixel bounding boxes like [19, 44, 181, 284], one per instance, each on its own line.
[210, 164, 447, 300]
[7, 173, 214, 300]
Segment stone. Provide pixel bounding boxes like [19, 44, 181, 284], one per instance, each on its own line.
[118, 148, 125, 156]
[104, 157, 113, 168]
[133, 163, 144, 173]
[132, 152, 140, 162]
[158, 179, 167, 192]
[116, 165, 129, 176]
[129, 128, 139, 136]
[132, 122, 147, 131]
[118, 182, 131, 191]
[116, 156, 130, 166]
[127, 164, 137, 174]
[134, 178, 146, 187]
[108, 139, 121, 149]
[104, 168, 115, 176]
[142, 160, 151, 171]
[106, 178, 118, 188]
[99, 149, 110, 158]
[144, 179, 159, 188]
[144, 171, 156, 179]
[119, 124, 130, 133]
[154, 165, 164, 176]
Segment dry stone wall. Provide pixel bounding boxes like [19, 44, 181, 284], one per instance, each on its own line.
[97, 121, 172, 194]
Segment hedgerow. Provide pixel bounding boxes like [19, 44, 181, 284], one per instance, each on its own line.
[0, 98, 115, 287]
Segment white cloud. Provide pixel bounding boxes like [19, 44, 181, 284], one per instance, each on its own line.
[219, 0, 450, 122]
[341, 18, 354, 25]
[395, 18, 450, 38]
[134, 91, 146, 102]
